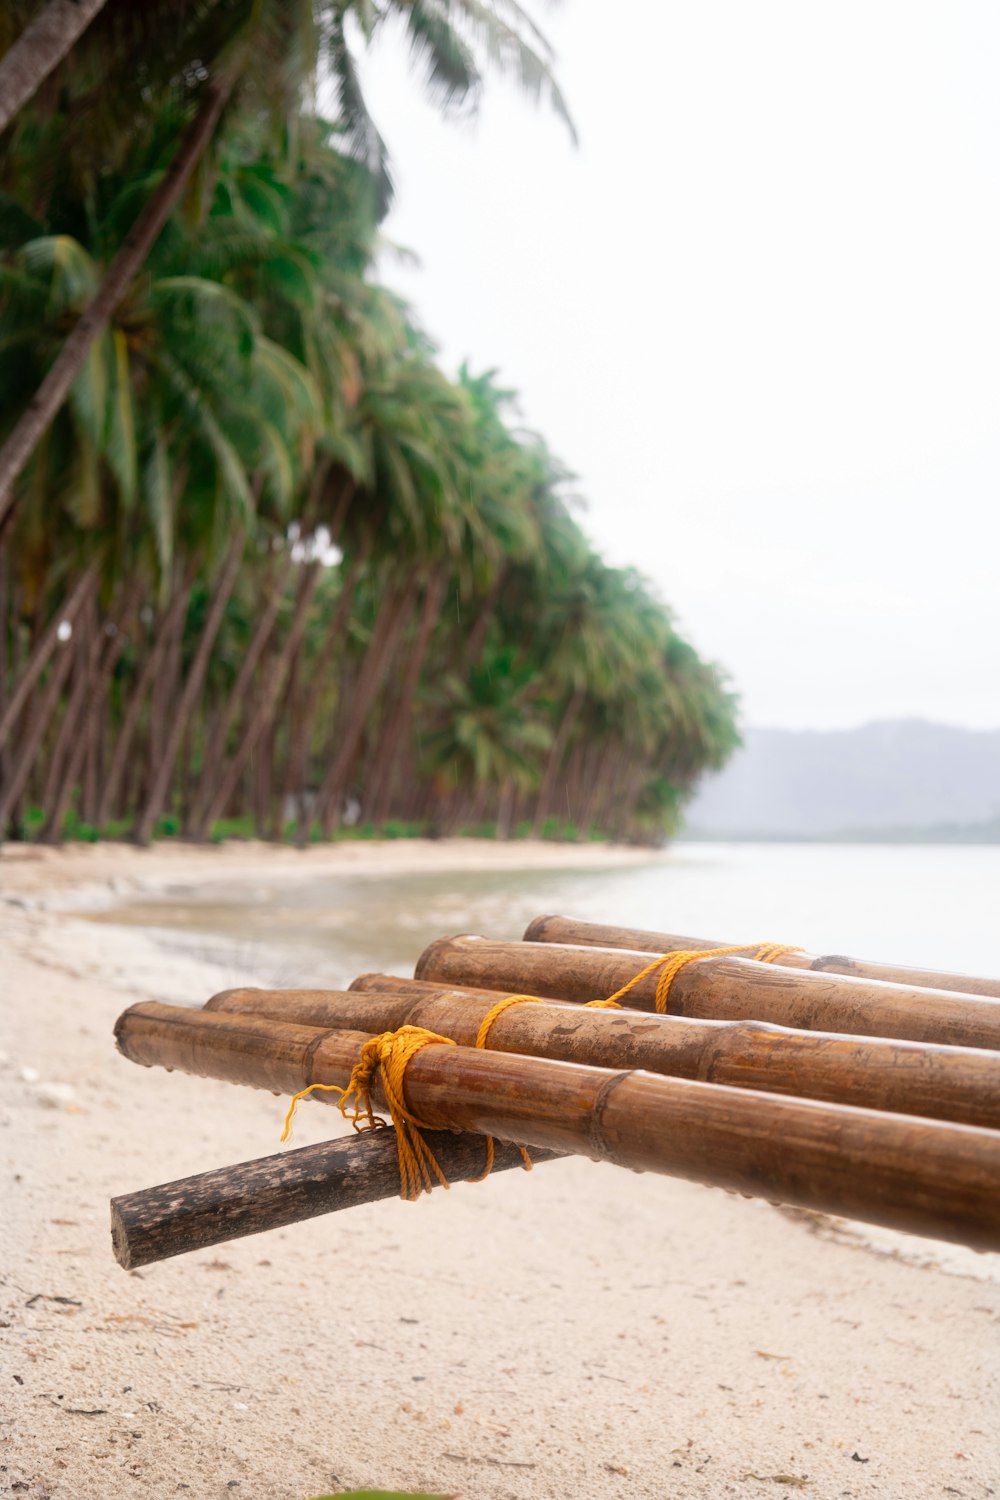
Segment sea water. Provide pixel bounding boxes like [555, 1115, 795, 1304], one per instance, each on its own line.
[94, 840, 1000, 990]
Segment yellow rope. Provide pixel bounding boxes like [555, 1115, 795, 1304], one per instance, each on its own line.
[466, 994, 541, 1181]
[281, 1025, 458, 1201]
[753, 942, 800, 965]
[474, 992, 542, 1049]
[277, 943, 803, 1197]
[586, 943, 802, 1014]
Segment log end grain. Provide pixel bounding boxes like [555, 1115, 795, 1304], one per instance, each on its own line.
[414, 933, 482, 980]
[523, 915, 558, 942]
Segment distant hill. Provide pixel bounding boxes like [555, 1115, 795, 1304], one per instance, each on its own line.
[683, 719, 1000, 840]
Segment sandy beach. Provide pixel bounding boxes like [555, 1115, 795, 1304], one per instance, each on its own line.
[2, 840, 998, 1499]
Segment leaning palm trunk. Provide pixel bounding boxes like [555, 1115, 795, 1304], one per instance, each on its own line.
[314, 574, 420, 839]
[0, 556, 8, 793]
[0, 0, 110, 135]
[531, 683, 584, 834]
[366, 570, 446, 825]
[37, 598, 100, 835]
[609, 761, 644, 841]
[525, 915, 1000, 1003]
[0, 617, 77, 829]
[462, 565, 507, 667]
[0, 561, 99, 751]
[184, 552, 293, 838]
[276, 553, 364, 837]
[133, 529, 245, 845]
[194, 561, 322, 835]
[204, 982, 1000, 1132]
[0, 80, 231, 532]
[94, 568, 197, 826]
[113, 1000, 1000, 1252]
[40, 578, 141, 839]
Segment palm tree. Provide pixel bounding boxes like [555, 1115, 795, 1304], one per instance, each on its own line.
[524, 556, 645, 832]
[0, 71, 743, 849]
[0, 120, 324, 838]
[0, 0, 111, 136]
[423, 647, 552, 834]
[0, 0, 573, 533]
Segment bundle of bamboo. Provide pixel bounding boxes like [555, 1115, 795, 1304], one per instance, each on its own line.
[523, 915, 1000, 999]
[110, 915, 1000, 1271]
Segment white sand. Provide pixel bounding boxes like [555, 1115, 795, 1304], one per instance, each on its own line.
[2, 841, 998, 1499]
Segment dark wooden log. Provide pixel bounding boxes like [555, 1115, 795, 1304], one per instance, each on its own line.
[415, 934, 1000, 1051]
[114, 1000, 1000, 1251]
[524, 915, 1000, 1000]
[204, 982, 1000, 1131]
[111, 1130, 556, 1269]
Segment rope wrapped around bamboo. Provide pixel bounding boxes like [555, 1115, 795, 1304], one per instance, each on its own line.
[114, 1000, 1000, 1251]
[413, 934, 1000, 1051]
[524, 915, 1000, 1001]
[206, 983, 1000, 1131]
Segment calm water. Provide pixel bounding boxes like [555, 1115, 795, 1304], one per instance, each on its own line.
[96, 841, 1000, 990]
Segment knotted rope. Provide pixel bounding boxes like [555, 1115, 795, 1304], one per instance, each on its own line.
[281, 1025, 458, 1200]
[467, 994, 542, 1181]
[279, 946, 800, 1199]
[586, 942, 801, 1014]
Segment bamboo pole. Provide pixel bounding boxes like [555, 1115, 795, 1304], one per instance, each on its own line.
[350, 972, 513, 999]
[414, 935, 1000, 1051]
[114, 1000, 1000, 1251]
[205, 983, 1000, 1130]
[524, 915, 1000, 1001]
[111, 1130, 557, 1270]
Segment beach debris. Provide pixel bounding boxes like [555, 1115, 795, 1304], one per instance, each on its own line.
[43, 1395, 108, 1415]
[109, 915, 1000, 1268]
[741, 1475, 809, 1488]
[31, 1082, 78, 1110]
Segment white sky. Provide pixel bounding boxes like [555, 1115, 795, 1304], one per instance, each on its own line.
[357, 2, 1000, 732]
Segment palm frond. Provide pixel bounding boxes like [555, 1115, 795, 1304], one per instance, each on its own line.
[105, 329, 138, 504]
[404, 1, 481, 110]
[150, 348, 255, 525]
[151, 274, 261, 357]
[326, 17, 394, 216]
[68, 330, 110, 450]
[449, 0, 577, 143]
[143, 428, 175, 588]
[19, 234, 98, 311]
[256, 415, 296, 513]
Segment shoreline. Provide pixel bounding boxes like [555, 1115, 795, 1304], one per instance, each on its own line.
[2, 844, 998, 1498]
[0, 834, 662, 911]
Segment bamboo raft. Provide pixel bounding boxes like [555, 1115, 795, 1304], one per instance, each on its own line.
[111, 917, 1000, 1269]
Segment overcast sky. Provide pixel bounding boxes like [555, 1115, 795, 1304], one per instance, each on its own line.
[355, 3, 1000, 732]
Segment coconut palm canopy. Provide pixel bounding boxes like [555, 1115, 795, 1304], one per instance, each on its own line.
[0, 2, 738, 846]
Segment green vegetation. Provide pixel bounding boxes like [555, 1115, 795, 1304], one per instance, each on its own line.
[0, 1, 738, 847]
[314, 1491, 451, 1499]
